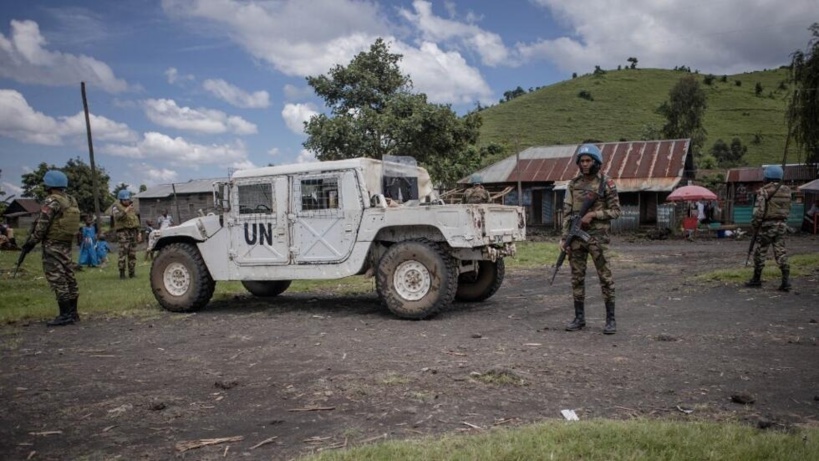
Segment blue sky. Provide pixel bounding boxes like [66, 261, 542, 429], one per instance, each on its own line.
[1, 0, 815, 198]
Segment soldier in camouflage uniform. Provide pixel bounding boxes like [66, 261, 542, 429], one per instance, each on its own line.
[745, 165, 792, 291]
[112, 190, 141, 279]
[21, 170, 81, 326]
[463, 174, 491, 204]
[560, 144, 622, 334]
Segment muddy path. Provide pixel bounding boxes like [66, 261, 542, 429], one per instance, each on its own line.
[1, 235, 817, 460]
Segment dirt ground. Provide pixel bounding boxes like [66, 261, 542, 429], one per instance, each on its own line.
[1, 234, 818, 460]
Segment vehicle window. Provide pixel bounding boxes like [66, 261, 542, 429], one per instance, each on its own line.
[300, 177, 339, 211]
[238, 183, 274, 214]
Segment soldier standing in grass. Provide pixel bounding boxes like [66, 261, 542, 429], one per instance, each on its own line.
[745, 165, 792, 291]
[21, 170, 81, 326]
[560, 144, 621, 334]
[112, 190, 141, 279]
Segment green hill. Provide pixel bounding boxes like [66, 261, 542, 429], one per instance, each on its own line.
[477, 67, 797, 168]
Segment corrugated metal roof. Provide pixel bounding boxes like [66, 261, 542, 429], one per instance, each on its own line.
[725, 164, 817, 183]
[469, 139, 691, 192]
[135, 178, 224, 199]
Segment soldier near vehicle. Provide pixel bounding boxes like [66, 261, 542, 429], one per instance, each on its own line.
[20, 170, 81, 326]
[111, 190, 141, 279]
[463, 174, 491, 204]
[559, 144, 622, 335]
[745, 165, 792, 292]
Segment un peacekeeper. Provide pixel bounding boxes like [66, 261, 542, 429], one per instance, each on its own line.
[745, 165, 792, 291]
[21, 170, 81, 326]
[463, 174, 491, 204]
[560, 144, 622, 334]
[112, 190, 141, 279]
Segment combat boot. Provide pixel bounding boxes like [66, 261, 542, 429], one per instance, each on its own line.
[47, 300, 75, 327]
[69, 297, 80, 322]
[777, 268, 791, 292]
[744, 267, 762, 288]
[603, 301, 616, 335]
[129, 270, 135, 279]
[119, 269, 126, 279]
[566, 300, 586, 331]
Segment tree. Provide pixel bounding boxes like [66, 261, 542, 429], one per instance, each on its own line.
[788, 22, 819, 164]
[21, 157, 114, 213]
[502, 86, 526, 102]
[754, 82, 763, 96]
[627, 57, 638, 69]
[657, 75, 707, 155]
[710, 137, 747, 167]
[303, 38, 485, 186]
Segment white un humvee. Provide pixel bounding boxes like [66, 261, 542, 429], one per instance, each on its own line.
[147, 157, 526, 319]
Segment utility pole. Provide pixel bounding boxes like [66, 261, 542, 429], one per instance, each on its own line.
[515, 136, 522, 207]
[81, 82, 102, 225]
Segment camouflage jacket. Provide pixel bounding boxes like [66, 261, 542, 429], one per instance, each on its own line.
[752, 182, 791, 226]
[561, 173, 621, 238]
[30, 191, 81, 244]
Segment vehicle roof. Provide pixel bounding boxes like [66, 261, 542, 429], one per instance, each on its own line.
[231, 158, 384, 179]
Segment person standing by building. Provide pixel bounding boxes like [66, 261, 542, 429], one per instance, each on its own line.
[463, 175, 491, 204]
[157, 210, 174, 229]
[112, 190, 141, 279]
[745, 165, 792, 291]
[560, 144, 622, 334]
[21, 170, 81, 326]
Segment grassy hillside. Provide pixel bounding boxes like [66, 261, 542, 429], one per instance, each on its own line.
[478, 67, 796, 168]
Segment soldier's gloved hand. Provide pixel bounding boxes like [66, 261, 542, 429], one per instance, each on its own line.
[21, 241, 36, 253]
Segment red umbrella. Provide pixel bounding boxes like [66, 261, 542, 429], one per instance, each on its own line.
[666, 185, 717, 202]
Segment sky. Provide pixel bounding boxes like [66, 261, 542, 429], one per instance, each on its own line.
[0, 0, 816, 199]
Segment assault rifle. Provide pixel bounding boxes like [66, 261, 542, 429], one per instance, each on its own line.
[549, 179, 606, 285]
[744, 227, 758, 267]
[13, 245, 30, 278]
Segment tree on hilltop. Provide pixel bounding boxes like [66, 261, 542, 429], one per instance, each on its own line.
[303, 38, 488, 186]
[657, 75, 707, 156]
[788, 22, 819, 164]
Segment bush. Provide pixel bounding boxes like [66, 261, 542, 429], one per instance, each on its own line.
[735, 80, 742, 87]
[703, 74, 716, 85]
[578, 90, 594, 101]
[755, 82, 763, 96]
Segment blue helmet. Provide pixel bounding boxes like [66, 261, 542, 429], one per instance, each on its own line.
[470, 174, 483, 185]
[43, 170, 68, 188]
[117, 190, 132, 201]
[763, 165, 783, 181]
[575, 144, 602, 165]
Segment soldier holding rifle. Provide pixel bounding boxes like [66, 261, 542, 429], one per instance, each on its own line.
[745, 165, 791, 292]
[559, 144, 621, 334]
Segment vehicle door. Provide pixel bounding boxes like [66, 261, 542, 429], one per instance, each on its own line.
[290, 170, 361, 263]
[229, 176, 290, 265]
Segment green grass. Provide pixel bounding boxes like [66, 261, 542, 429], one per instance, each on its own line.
[300, 419, 819, 461]
[696, 252, 819, 283]
[479, 67, 797, 167]
[0, 247, 375, 324]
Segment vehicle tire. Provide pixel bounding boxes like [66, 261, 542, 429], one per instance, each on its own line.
[241, 280, 292, 297]
[150, 242, 215, 312]
[376, 239, 458, 319]
[455, 259, 505, 302]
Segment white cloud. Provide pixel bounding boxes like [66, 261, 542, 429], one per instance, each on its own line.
[281, 103, 318, 135]
[203, 78, 270, 108]
[143, 98, 258, 135]
[165, 67, 195, 85]
[526, 0, 816, 75]
[267, 147, 280, 157]
[2, 181, 23, 197]
[0, 19, 129, 93]
[142, 165, 179, 183]
[230, 159, 257, 171]
[398, 0, 509, 67]
[396, 41, 492, 105]
[296, 149, 316, 164]
[0, 89, 137, 145]
[102, 132, 248, 167]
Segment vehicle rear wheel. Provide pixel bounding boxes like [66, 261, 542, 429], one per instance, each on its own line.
[241, 280, 292, 297]
[376, 239, 457, 319]
[150, 242, 215, 312]
[455, 259, 505, 302]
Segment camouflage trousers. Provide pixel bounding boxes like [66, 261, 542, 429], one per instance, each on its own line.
[117, 228, 139, 273]
[568, 235, 615, 303]
[42, 240, 78, 302]
[753, 221, 789, 271]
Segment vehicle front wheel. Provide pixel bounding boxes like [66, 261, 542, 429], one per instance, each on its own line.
[376, 239, 457, 319]
[241, 280, 292, 297]
[455, 259, 505, 302]
[150, 242, 215, 312]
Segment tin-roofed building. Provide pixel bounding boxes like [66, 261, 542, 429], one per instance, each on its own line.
[466, 139, 695, 232]
[134, 178, 226, 227]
